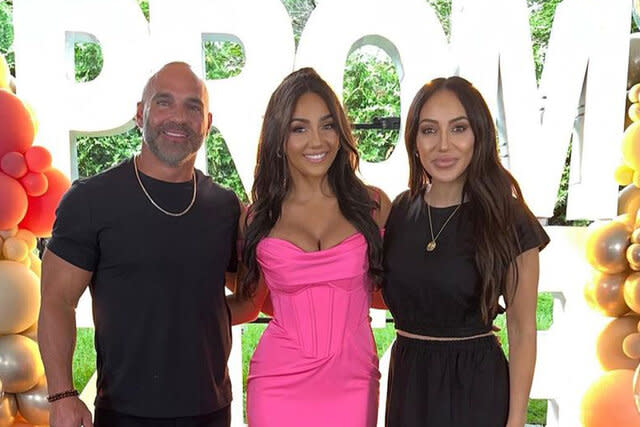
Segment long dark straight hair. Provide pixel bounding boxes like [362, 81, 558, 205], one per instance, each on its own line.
[405, 76, 537, 322]
[239, 68, 382, 297]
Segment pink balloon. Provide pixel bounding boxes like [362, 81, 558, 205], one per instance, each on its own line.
[19, 172, 48, 197]
[0, 152, 27, 179]
[19, 168, 70, 237]
[24, 146, 52, 173]
[0, 173, 28, 230]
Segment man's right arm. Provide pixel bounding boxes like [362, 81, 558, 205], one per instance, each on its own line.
[39, 249, 94, 427]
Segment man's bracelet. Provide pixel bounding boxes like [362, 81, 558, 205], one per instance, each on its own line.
[47, 389, 79, 403]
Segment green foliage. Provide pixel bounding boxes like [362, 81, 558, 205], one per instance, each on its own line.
[280, 0, 316, 46]
[76, 128, 140, 178]
[74, 41, 103, 82]
[343, 49, 400, 162]
[206, 130, 248, 201]
[0, 0, 14, 74]
[426, 0, 452, 38]
[528, 0, 563, 81]
[203, 40, 244, 80]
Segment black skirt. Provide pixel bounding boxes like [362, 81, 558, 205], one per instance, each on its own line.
[385, 335, 509, 427]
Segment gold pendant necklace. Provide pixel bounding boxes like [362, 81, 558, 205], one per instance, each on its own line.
[426, 202, 461, 252]
[134, 155, 197, 217]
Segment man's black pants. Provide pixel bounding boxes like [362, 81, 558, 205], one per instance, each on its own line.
[94, 405, 231, 427]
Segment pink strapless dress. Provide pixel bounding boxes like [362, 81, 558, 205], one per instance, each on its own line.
[246, 233, 380, 427]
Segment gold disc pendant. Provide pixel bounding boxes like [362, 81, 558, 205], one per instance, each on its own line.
[426, 241, 436, 252]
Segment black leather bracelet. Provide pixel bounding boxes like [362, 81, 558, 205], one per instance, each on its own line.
[47, 389, 79, 402]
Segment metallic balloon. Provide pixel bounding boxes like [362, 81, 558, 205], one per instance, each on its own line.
[0, 334, 44, 393]
[629, 34, 640, 89]
[0, 378, 2, 400]
[597, 315, 640, 370]
[0, 394, 17, 427]
[632, 228, 640, 244]
[16, 375, 49, 425]
[19, 322, 37, 342]
[585, 221, 631, 274]
[619, 184, 640, 219]
[0, 260, 40, 335]
[585, 270, 630, 317]
[627, 244, 640, 271]
[624, 332, 640, 359]
[626, 273, 640, 314]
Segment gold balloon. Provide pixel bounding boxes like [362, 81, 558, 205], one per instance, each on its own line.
[16, 376, 49, 425]
[0, 261, 40, 335]
[630, 103, 640, 123]
[19, 322, 37, 342]
[630, 83, 640, 104]
[2, 237, 29, 262]
[615, 165, 634, 186]
[14, 230, 36, 252]
[628, 244, 640, 271]
[597, 316, 640, 370]
[632, 228, 640, 244]
[28, 253, 41, 278]
[0, 54, 9, 91]
[585, 271, 630, 317]
[619, 184, 640, 218]
[0, 229, 17, 240]
[622, 122, 640, 170]
[624, 333, 640, 359]
[0, 335, 44, 393]
[0, 394, 17, 427]
[626, 273, 640, 314]
[585, 221, 631, 274]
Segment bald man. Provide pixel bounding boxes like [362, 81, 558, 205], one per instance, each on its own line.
[39, 62, 240, 427]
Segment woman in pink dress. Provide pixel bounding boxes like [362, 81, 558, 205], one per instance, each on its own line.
[227, 68, 390, 426]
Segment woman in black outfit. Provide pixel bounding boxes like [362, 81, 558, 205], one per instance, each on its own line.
[383, 77, 549, 427]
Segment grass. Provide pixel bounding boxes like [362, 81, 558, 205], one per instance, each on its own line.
[72, 328, 97, 392]
[73, 293, 555, 425]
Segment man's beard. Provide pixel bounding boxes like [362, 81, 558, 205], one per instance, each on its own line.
[143, 121, 203, 167]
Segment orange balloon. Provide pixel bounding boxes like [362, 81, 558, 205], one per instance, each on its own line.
[585, 271, 630, 317]
[581, 370, 640, 427]
[597, 316, 640, 370]
[19, 168, 70, 237]
[19, 171, 48, 197]
[585, 221, 630, 274]
[625, 273, 640, 313]
[24, 146, 51, 173]
[0, 90, 34, 158]
[0, 173, 28, 230]
[0, 152, 27, 179]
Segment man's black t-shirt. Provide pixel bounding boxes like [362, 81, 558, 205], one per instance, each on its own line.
[47, 158, 239, 418]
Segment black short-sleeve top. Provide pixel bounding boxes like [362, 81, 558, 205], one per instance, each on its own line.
[382, 190, 550, 338]
[47, 158, 239, 417]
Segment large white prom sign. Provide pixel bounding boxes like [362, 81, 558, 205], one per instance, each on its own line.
[12, 0, 631, 219]
[10, 1, 634, 426]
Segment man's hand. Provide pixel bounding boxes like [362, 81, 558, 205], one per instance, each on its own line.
[49, 397, 93, 427]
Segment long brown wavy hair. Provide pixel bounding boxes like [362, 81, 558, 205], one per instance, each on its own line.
[239, 68, 382, 298]
[405, 76, 537, 322]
